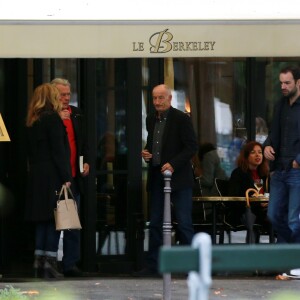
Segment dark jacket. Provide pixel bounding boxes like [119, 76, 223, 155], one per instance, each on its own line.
[228, 167, 268, 197]
[25, 111, 72, 222]
[263, 96, 300, 171]
[70, 105, 89, 190]
[228, 167, 269, 227]
[145, 106, 198, 191]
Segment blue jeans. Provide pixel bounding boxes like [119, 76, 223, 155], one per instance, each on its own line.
[62, 181, 81, 271]
[35, 221, 61, 257]
[147, 169, 194, 271]
[267, 169, 300, 243]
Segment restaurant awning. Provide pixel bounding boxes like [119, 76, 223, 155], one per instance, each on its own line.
[1, 0, 300, 58]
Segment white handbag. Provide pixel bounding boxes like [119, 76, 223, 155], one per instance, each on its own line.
[54, 185, 82, 231]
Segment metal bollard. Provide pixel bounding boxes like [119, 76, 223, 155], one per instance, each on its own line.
[163, 170, 172, 247]
[187, 233, 212, 300]
[163, 170, 172, 300]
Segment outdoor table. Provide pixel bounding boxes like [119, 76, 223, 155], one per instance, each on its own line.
[192, 196, 269, 244]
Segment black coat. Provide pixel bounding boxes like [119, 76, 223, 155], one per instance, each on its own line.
[70, 105, 89, 167]
[228, 167, 268, 197]
[228, 167, 269, 227]
[263, 96, 300, 171]
[25, 111, 72, 222]
[69, 105, 89, 192]
[145, 106, 198, 191]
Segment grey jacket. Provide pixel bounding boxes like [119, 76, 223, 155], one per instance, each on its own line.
[200, 150, 227, 196]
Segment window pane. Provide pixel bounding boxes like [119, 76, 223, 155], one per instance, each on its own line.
[173, 58, 247, 177]
[95, 59, 128, 255]
[54, 59, 78, 106]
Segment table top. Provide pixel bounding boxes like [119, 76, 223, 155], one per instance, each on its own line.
[192, 196, 269, 202]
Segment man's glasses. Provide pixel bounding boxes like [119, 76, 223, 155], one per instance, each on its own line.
[60, 93, 71, 97]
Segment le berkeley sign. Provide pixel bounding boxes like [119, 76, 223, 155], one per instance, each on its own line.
[133, 29, 216, 54]
[0, 23, 299, 58]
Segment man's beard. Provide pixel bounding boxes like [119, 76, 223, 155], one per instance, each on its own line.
[283, 87, 297, 99]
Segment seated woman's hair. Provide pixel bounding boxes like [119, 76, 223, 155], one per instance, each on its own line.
[237, 141, 269, 176]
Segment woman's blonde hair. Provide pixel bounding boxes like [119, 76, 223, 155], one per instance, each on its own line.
[26, 83, 62, 127]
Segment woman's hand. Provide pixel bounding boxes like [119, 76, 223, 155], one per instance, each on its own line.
[65, 182, 71, 188]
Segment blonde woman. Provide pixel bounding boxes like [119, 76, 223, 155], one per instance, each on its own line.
[25, 83, 72, 278]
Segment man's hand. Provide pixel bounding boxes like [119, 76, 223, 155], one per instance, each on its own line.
[81, 163, 90, 177]
[292, 160, 300, 169]
[161, 163, 174, 173]
[141, 149, 152, 162]
[59, 109, 71, 120]
[264, 146, 275, 161]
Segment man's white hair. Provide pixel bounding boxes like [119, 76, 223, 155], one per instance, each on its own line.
[51, 78, 71, 87]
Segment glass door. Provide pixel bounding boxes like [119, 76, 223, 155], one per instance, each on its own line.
[95, 59, 129, 256]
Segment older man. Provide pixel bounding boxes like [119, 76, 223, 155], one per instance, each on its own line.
[51, 78, 90, 277]
[137, 84, 198, 276]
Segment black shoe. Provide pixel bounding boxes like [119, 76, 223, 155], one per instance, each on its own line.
[33, 255, 45, 278]
[255, 270, 281, 277]
[44, 256, 64, 279]
[64, 266, 83, 277]
[132, 267, 160, 278]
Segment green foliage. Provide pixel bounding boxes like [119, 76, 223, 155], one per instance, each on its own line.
[0, 285, 74, 300]
[0, 285, 28, 300]
[270, 291, 299, 300]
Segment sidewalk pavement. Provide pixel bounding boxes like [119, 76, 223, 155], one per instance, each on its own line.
[1, 275, 300, 300]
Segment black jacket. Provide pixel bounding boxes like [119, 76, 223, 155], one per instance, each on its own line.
[26, 111, 72, 221]
[263, 96, 300, 171]
[227, 167, 269, 227]
[145, 106, 198, 191]
[69, 105, 89, 193]
[228, 167, 268, 196]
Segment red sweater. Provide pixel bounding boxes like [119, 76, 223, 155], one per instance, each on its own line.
[63, 106, 77, 177]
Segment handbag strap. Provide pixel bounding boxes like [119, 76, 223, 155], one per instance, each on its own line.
[66, 186, 76, 200]
[58, 185, 76, 202]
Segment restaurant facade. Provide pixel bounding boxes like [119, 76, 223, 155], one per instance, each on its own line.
[1, 18, 300, 275]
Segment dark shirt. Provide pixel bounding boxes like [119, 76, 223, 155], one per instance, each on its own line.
[145, 106, 198, 191]
[276, 98, 300, 170]
[151, 110, 168, 166]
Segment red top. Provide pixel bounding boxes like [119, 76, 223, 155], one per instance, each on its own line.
[63, 106, 77, 177]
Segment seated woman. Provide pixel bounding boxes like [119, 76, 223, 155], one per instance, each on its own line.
[228, 141, 270, 242]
